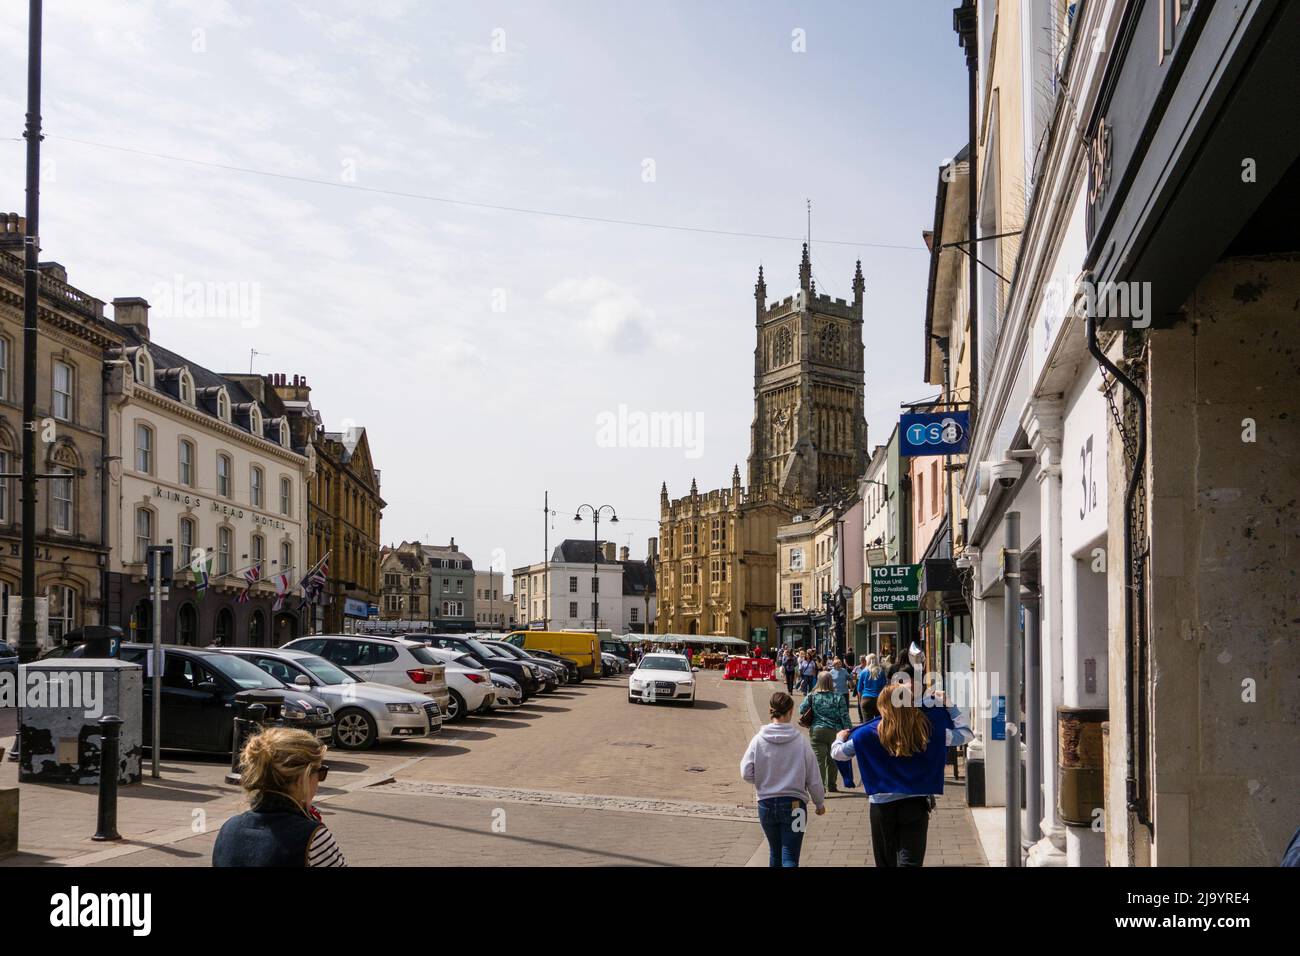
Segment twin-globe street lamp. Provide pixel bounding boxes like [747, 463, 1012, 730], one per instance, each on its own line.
[572, 504, 617, 630]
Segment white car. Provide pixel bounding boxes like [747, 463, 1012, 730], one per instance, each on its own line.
[420, 646, 496, 721]
[628, 652, 697, 706]
[219, 647, 442, 750]
[490, 672, 523, 707]
[284, 635, 450, 714]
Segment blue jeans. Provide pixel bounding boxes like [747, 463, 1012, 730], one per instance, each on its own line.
[757, 797, 806, 867]
[834, 758, 856, 788]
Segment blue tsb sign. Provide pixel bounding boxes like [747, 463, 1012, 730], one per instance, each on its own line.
[899, 411, 970, 457]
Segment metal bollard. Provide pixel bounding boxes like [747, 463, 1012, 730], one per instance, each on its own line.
[92, 715, 124, 842]
[225, 702, 267, 785]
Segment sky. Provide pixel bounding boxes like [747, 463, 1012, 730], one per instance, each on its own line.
[0, 0, 969, 583]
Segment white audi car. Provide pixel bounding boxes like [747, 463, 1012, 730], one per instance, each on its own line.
[219, 647, 442, 750]
[420, 646, 497, 721]
[628, 652, 697, 707]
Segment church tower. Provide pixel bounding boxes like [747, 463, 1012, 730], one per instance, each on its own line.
[747, 246, 867, 506]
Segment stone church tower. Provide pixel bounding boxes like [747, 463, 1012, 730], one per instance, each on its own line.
[747, 244, 867, 506]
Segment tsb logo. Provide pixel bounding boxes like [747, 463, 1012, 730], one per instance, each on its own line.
[906, 417, 965, 447]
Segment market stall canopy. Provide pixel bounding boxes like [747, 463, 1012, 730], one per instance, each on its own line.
[632, 633, 751, 647]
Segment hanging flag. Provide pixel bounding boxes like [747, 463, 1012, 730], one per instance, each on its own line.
[242, 565, 262, 586]
[272, 570, 290, 612]
[191, 555, 213, 600]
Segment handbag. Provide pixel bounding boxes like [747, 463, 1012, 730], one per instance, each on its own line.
[798, 696, 816, 728]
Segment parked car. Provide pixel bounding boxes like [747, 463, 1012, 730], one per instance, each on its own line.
[628, 651, 697, 707]
[215, 647, 441, 750]
[601, 637, 633, 662]
[115, 643, 335, 753]
[418, 647, 496, 721]
[601, 651, 629, 676]
[515, 647, 582, 684]
[489, 672, 523, 708]
[0, 641, 16, 675]
[283, 635, 450, 714]
[414, 634, 542, 700]
[479, 639, 568, 686]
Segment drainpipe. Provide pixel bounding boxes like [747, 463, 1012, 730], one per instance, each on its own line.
[954, 0, 980, 430]
[1084, 296, 1150, 832]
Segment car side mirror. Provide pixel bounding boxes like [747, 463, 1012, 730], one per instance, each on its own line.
[293, 674, 312, 687]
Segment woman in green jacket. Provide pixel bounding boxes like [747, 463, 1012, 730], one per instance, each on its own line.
[800, 670, 853, 792]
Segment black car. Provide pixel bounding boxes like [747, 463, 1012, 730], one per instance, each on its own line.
[0, 640, 16, 676]
[480, 639, 568, 686]
[518, 647, 583, 684]
[413, 634, 542, 699]
[118, 643, 335, 754]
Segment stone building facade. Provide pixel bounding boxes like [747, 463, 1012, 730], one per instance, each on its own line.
[657, 247, 867, 643]
[0, 221, 123, 652]
[268, 373, 383, 635]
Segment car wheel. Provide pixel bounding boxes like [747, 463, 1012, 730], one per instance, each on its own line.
[445, 690, 466, 722]
[683, 695, 696, 708]
[627, 693, 636, 704]
[334, 708, 377, 750]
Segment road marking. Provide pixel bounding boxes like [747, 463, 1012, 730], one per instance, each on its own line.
[367, 779, 757, 822]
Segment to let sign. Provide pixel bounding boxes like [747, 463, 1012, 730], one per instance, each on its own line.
[870, 564, 920, 612]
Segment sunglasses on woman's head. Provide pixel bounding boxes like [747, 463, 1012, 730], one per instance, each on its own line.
[314, 763, 330, 782]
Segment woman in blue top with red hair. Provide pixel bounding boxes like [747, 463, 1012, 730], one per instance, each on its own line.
[830, 674, 973, 866]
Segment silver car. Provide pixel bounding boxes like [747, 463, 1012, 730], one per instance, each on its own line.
[490, 672, 523, 707]
[220, 647, 443, 750]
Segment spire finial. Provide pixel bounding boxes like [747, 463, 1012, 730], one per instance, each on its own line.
[799, 242, 811, 292]
[853, 259, 865, 305]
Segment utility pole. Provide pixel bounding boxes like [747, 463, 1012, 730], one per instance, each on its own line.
[18, 0, 43, 664]
[543, 491, 552, 629]
[150, 547, 164, 778]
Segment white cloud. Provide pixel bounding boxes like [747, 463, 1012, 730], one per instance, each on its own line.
[545, 276, 659, 354]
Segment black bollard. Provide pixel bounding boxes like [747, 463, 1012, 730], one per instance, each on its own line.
[225, 702, 267, 785]
[92, 715, 124, 842]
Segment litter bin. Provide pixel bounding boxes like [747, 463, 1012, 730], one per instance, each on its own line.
[18, 659, 142, 785]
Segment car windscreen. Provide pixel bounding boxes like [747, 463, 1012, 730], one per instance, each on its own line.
[463, 637, 500, 659]
[407, 645, 443, 667]
[485, 642, 525, 659]
[205, 653, 287, 690]
[296, 656, 356, 685]
[639, 656, 689, 672]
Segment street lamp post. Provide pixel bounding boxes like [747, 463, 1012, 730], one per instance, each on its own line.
[573, 504, 618, 630]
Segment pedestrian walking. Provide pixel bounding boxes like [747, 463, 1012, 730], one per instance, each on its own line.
[212, 727, 346, 867]
[781, 646, 797, 693]
[829, 657, 851, 714]
[740, 691, 826, 867]
[856, 653, 887, 723]
[830, 679, 974, 867]
[798, 652, 818, 695]
[799, 671, 853, 793]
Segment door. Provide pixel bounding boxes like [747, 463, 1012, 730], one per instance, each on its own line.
[157, 654, 212, 750]
[190, 659, 237, 750]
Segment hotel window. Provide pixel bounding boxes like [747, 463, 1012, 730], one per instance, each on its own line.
[216, 389, 231, 422]
[52, 360, 73, 421]
[791, 583, 803, 611]
[569, 601, 578, 618]
[134, 349, 153, 387]
[279, 477, 291, 516]
[281, 541, 293, 575]
[51, 467, 73, 533]
[179, 439, 194, 486]
[179, 369, 195, 405]
[249, 405, 262, 434]
[250, 466, 264, 508]
[0, 336, 8, 398]
[179, 517, 195, 564]
[218, 526, 232, 575]
[216, 453, 231, 497]
[279, 420, 289, 448]
[135, 423, 153, 474]
[569, 576, 578, 593]
[135, 508, 153, 563]
[252, 534, 265, 576]
[0, 449, 8, 522]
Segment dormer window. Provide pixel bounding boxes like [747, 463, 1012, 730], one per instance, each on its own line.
[278, 419, 289, 448]
[249, 405, 263, 434]
[216, 388, 231, 422]
[179, 369, 195, 405]
[134, 349, 153, 387]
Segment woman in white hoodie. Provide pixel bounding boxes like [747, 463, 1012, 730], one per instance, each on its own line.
[740, 691, 827, 866]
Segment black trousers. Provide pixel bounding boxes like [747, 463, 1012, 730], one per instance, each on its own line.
[869, 797, 931, 867]
[784, 670, 795, 693]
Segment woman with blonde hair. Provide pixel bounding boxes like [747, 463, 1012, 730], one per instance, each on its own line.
[212, 727, 346, 867]
[856, 653, 888, 722]
[830, 676, 973, 866]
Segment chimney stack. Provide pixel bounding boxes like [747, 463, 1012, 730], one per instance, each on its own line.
[601, 542, 616, 562]
[113, 297, 151, 341]
[619, 545, 630, 562]
[647, 537, 658, 563]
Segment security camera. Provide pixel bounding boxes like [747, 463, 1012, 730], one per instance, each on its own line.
[989, 460, 1020, 488]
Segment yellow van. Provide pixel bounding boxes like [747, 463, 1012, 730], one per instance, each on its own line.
[505, 630, 601, 679]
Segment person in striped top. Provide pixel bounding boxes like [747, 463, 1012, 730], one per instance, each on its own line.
[213, 727, 347, 868]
